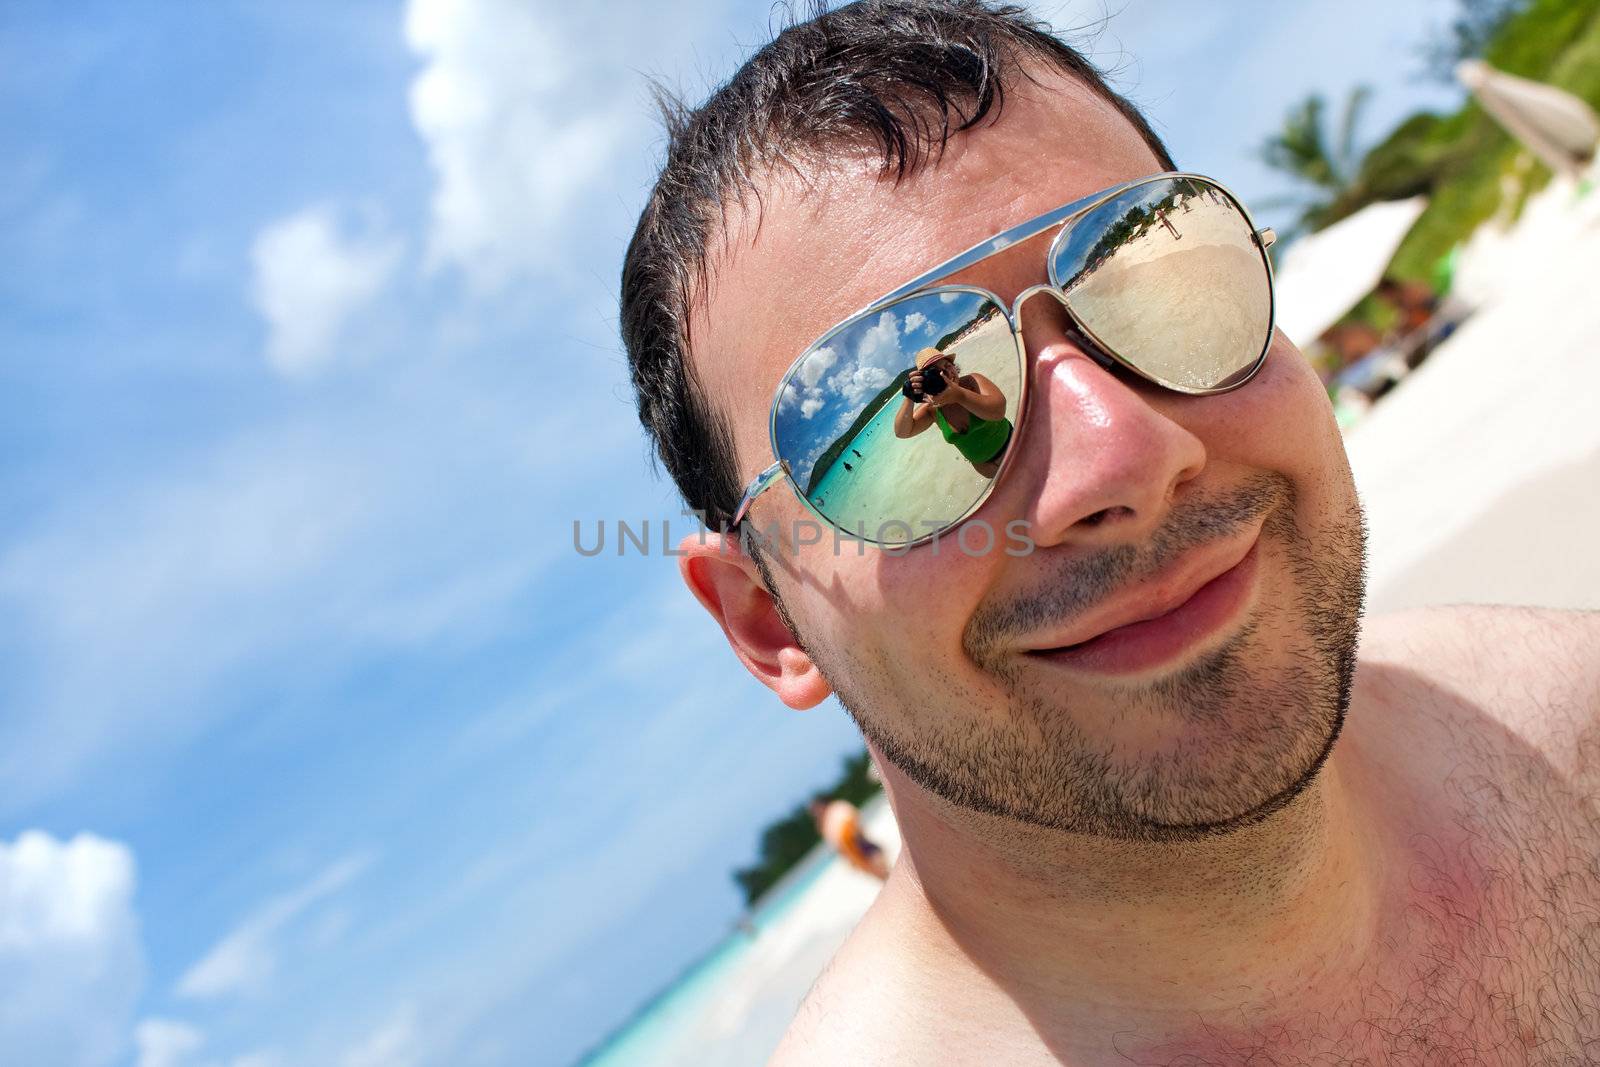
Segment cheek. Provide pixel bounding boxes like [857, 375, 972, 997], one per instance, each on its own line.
[782, 538, 998, 699]
[1189, 333, 1343, 474]
[1188, 334, 1361, 553]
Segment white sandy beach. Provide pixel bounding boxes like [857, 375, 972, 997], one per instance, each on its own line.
[658, 175, 1600, 1065]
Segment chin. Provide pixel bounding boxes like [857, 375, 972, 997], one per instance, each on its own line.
[1106, 625, 1350, 833]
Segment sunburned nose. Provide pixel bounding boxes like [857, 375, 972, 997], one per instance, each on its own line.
[1011, 333, 1207, 546]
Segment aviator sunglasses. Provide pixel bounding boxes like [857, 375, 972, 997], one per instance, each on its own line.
[730, 172, 1278, 548]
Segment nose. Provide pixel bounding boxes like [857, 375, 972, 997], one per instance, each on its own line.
[1001, 291, 1207, 547]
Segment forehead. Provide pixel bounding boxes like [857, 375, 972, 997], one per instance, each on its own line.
[687, 64, 1165, 481]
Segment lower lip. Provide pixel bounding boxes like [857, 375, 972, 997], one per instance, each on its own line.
[1031, 541, 1260, 676]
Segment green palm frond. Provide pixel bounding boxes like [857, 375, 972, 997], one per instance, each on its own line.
[1259, 84, 1373, 234]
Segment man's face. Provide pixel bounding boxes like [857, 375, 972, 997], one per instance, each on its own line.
[689, 66, 1366, 839]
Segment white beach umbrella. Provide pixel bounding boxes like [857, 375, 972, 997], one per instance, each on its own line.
[1458, 59, 1600, 179]
[1272, 196, 1428, 348]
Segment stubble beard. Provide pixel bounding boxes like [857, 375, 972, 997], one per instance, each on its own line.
[822, 474, 1369, 842]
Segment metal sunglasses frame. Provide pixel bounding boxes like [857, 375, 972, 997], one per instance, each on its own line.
[730, 171, 1279, 548]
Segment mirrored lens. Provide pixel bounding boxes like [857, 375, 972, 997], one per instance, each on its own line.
[773, 290, 1021, 546]
[1052, 177, 1272, 391]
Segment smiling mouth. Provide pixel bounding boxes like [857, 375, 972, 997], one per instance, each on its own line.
[1028, 535, 1262, 676]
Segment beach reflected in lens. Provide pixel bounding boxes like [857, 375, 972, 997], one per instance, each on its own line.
[1055, 178, 1271, 390]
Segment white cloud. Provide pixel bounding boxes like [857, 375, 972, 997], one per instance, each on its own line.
[781, 345, 840, 420]
[777, 379, 799, 414]
[0, 832, 143, 1067]
[134, 1019, 203, 1067]
[132, 1021, 276, 1067]
[827, 309, 903, 410]
[250, 206, 400, 378]
[404, 0, 626, 287]
[178, 854, 371, 1001]
[340, 1006, 421, 1067]
[780, 309, 918, 430]
[796, 345, 837, 389]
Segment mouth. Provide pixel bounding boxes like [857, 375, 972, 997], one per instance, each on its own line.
[1025, 532, 1262, 677]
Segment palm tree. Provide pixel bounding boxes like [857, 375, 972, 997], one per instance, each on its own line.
[1259, 85, 1372, 238]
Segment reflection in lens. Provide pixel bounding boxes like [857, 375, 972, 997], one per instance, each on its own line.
[1053, 177, 1271, 390]
[774, 290, 1020, 545]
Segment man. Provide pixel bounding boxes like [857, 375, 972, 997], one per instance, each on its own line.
[621, 2, 1600, 1062]
[810, 794, 892, 881]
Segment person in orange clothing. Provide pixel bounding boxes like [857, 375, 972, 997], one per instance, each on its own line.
[809, 796, 889, 880]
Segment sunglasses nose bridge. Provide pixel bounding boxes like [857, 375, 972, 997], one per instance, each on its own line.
[1010, 282, 1094, 362]
[1008, 283, 1123, 390]
[1009, 282, 1069, 325]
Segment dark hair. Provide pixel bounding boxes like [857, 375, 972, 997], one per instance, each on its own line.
[621, 0, 1175, 530]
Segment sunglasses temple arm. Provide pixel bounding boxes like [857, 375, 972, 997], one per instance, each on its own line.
[731, 460, 788, 528]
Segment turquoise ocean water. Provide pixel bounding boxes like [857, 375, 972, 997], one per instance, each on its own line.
[573, 850, 837, 1067]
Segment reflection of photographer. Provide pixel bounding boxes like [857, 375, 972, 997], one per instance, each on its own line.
[894, 348, 1012, 476]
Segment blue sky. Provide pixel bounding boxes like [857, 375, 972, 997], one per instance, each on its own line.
[1, 2, 1464, 1064]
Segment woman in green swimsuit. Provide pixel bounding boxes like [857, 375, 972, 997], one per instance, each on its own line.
[892, 348, 1013, 477]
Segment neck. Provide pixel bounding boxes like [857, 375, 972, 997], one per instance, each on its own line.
[878, 746, 1389, 1025]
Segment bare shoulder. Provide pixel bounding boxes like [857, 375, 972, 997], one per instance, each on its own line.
[765, 961, 870, 1066]
[766, 888, 975, 1066]
[1359, 603, 1600, 701]
[1358, 604, 1600, 784]
[765, 913, 906, 1066]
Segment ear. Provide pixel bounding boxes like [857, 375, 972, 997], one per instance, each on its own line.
[678, 532, 832, 710]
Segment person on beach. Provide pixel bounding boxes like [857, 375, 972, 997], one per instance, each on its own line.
[621, 2, 1600, 1062]
[1376, 276, 1440, 335]
[809, 796, 891, 881]
[894, 348, 1013, 476]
